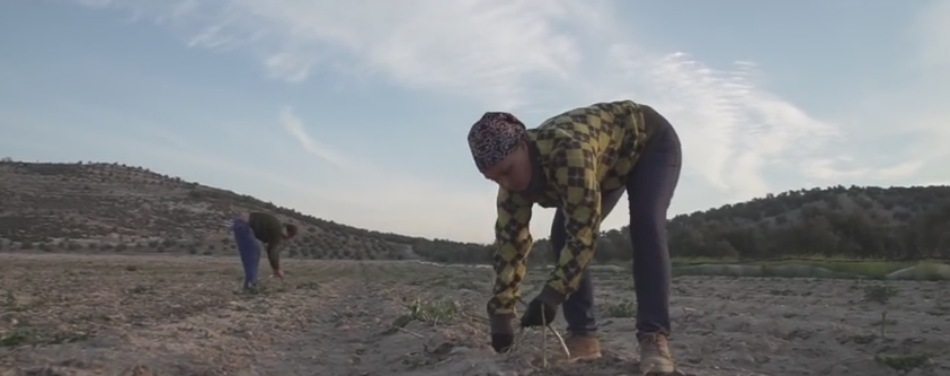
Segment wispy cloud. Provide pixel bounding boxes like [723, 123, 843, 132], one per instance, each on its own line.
[907, 0, 950, 158]
[808, 0, 950, 187]
[279, 106, 349, 168]
[803, 159, 924, 182]
[71, 0, 597, 109]
[270, 105, 499, 239]
[912, 0, 950, 69]
[598, 49, 843, 200]
[60, 0, 948, 241]
[87, 1, 846, 195]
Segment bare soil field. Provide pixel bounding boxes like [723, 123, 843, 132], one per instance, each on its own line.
[1, 254, 948, 376]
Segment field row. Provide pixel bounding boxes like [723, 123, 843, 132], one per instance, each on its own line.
[0, 253, 948, 376]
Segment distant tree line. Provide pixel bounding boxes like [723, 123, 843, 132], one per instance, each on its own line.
[3, 159, 947, 264]
[405, 185, 950, 264]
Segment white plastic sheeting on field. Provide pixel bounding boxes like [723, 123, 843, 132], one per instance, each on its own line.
[765, 264, 851, 279]
[394, 259, 950, 281]
[673, 264, 764, 277]
[885, 263, 950, 281]
[673, 264, 853, 279]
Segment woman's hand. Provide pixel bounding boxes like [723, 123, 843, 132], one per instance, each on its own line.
[520, 298, 558, 327]
[491, 333, 514, 353]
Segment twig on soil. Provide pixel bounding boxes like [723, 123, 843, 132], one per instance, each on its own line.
[397, 326, 425, 338]
[550, 327, 570, 362]
[541, 308, 548, 367]
[516, 298, 570, 366]
[463, 313, 489, 325]
[515, 328, 529, 350]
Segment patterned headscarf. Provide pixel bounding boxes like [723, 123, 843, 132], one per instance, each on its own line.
[467, 112, 527, 171]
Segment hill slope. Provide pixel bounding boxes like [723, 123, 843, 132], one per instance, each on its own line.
[2, 160, 947, 263]
[528, 185, 950, 263]
[0, 160, 491, 262]
[664, 185, 950, 260]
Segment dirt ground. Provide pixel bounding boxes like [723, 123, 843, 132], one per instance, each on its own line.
[1, 254, 948, 376]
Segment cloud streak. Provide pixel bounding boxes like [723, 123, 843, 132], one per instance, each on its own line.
[279, 106, 349, 168]
[61, 0, 948, 242]
[599, 48, 843, 200]
[912, 0, 950, 70]
[70, 0, 599, 109]
[271, 106, 501, 240]
[119, 0, 844, 196]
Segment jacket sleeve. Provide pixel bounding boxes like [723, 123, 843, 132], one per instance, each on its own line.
[265, 242, 281, 271]
[486, 187, 534, 333]
[537, 140, 602, 307]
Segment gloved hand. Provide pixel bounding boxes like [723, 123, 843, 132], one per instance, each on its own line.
[489, 313, 515, 353]
[491, 333, 514, 353]
[519, 298, 558, 328]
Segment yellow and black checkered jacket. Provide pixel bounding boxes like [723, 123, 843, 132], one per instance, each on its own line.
[488, 100, 656, 319]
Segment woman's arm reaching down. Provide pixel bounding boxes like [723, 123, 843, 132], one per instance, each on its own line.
[265, 241, 282, 277]
[487, 188, 535, 332]
[537, 140, 603, 308]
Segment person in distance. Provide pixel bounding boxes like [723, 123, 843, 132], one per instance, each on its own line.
[231, 211, 298, 291]
[467, 100, 681, 375]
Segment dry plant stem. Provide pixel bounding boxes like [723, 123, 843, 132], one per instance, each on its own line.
[515, 328, 529, 351]
[513, 327, 570, 362]
[880, 311, 887, 338]
[516, 298, 571, 362]
[397, 327, 424, 338]
[541, 308, 548, 368]
[551, 327, 570, 359]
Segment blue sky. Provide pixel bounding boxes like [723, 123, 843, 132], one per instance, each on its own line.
[2, 0, 948, 243]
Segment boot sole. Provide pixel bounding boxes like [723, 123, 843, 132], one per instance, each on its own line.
[639, 362, 676, 375]
[566, 351, 602, 363]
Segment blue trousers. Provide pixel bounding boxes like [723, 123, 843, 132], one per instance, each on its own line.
[551, 104, 682, 338]
[232, 218, 261, 289]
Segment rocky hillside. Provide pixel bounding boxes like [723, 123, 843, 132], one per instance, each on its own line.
[0, 160, 491, 262]
[2, 160, 947, 264]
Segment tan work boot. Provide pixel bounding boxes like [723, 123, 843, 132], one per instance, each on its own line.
[638, 333, 676, 374]
[565, 332, 602, 362]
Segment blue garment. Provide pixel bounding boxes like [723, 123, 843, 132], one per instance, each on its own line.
[232, 218, 261, 289]
[551, 105, 681, 338]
